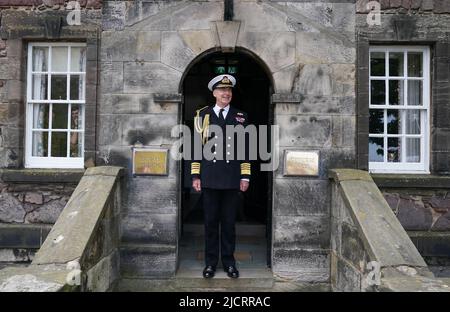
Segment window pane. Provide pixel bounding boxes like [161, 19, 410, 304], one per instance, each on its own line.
[405, 110, 421, 134]
[406, 138, 420, 163]
[32, 103, 49, 129]
[51, 47, 68, 72]
[71, 105, 83, 129]
[370, 52, 385, 76]
[369, 137, 384, 162]
[51, 132, 68, 157]
[389, 52, 404, 77]
[32, 131, 48, 157]
[369, 109, 384, 134]
[407, 80, 422, 106]
[371, 80, 385, 104]
[52, 104, 68, 129]
[387, 110, 400, 134]
[387, 137, 400, 162]
[50, 75, 67, 100]
[32, 47, 48, 72]
[70, 132, 82, 157]
[70, 75, 85, 100]
[70, 47, 86, 72]
[389, 80, 404, 105]
[408, 52, 422, 77]
[32, 74, 48, 100]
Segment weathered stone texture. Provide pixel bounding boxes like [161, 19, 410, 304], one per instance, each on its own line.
[101, 31, 161, 62]
[161, 31, 195, 72]
[0, 181, 75, 225]
[120, 245, 176, 278]
[0, 193, 25, 223]
[123, 62, 181, 94]
[382, 190, 450, 231]
[25, 199, 67, 224]
[274, 215, 330, 249]
[277, 115, 332, 147]
[123, 177, 177, 214]
[121, 213, 177, 245]
[273, 179, 329, 215]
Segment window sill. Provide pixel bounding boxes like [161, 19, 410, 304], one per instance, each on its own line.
[0, 168, 85, 183]
[371, 173, 450, 188]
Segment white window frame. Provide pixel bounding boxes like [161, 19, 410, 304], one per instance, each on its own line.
[25, 42, 86, 168]
[368, 46, 430, 174]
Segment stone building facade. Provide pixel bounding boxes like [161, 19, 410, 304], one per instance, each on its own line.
[0, 0, 449, 283]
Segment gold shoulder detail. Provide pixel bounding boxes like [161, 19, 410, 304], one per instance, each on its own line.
[196, 106, 209, 114]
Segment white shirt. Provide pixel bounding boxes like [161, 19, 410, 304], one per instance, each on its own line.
[213, 104, 230, 119]
[212, 104, 249, 183]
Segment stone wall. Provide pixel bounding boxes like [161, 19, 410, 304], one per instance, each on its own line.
[382, 188, 450, 231]
[0, 166, 124, 292]
[0, 182, 74, 225]
[373, 175, 450, 272]
[0, 170, 82, 266]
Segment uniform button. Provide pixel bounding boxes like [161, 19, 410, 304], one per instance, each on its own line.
[226, 160, 230, 163]
[213, 160, 216, 163]
[227, 152, 230, 155]
[213, 152, 216, 154]
[227, 144, 230, 147]
[228, 136, 231, 140]
[215, 136, 218, 139]
[214, 144, 217, 146]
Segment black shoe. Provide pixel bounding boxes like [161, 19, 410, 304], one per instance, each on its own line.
[223, 265, 239, 278]
[203, 265, 216, 278]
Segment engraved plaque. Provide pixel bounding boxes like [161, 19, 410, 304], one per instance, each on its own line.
[133, 148, 168, 176]
[284, 150, 319, 176]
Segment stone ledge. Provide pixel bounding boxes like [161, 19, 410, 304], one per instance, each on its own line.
[272, 93, 303, 104]
[372, 174, 450, 189]
[0, 169, 84, 183]
[153, 93, 182, 103]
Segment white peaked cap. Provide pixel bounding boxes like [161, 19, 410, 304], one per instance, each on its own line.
[207, 74, 236, 91]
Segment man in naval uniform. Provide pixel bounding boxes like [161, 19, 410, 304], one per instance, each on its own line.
[191, 74, 251, 279]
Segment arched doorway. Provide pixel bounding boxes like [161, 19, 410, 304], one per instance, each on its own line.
[178, 48, 274, 273]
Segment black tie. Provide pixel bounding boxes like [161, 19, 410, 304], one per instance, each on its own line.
[219, 108, 226, 123]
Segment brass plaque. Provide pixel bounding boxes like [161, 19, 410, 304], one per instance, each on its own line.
[133, 148, 168, 176]
[284, 150, 319, 176]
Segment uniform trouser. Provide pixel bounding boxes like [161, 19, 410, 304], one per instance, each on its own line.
[202, 188, 240, 268]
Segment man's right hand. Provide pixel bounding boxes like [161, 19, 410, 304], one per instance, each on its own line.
[192, 178, 201, 192]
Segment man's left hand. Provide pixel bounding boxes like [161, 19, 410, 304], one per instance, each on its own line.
[240, 180, 249, 192]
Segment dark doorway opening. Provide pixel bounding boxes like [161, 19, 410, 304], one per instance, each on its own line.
[179, 49, 273, 270]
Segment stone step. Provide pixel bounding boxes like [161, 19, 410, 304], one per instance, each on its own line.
[115, 278, 331, 292]
[183, 223, 266, 238]
[174, 267, 274, 289]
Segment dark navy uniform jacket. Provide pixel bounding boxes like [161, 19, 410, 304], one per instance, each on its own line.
[191, 105, 251, 190]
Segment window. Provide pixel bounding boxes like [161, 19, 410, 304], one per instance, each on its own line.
[26, 43, 86, 168]
[369, 46, 430, 173]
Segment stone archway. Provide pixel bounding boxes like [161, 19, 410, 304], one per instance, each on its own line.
[177, 47, 275, 274]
